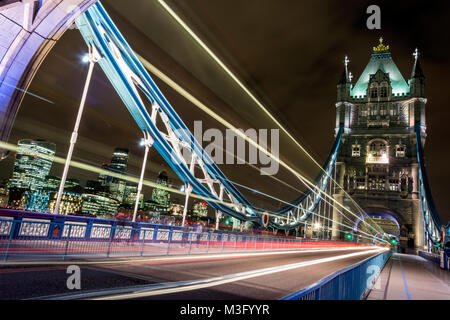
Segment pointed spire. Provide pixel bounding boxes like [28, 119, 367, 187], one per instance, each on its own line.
[338, 56, 351, 84]
[338, 68, 347, 84]
[411, 48, 425, 79]
[344, 55, 350, 81]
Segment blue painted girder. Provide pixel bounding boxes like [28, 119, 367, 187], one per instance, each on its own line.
[76, 2, 342, 227]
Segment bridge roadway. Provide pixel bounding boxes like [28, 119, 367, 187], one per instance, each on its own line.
[0, 247, 384, 299]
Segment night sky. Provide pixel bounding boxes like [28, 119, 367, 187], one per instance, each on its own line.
[2, 0, 450, 222]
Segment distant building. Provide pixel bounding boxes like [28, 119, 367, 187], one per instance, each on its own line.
[123, 182, 143, 207]
[192, 200, 208, 218]
[22, 189, 51, 212]
[48, 191, 83, 215]
[0, 181, 9, 208]
[98, 148, 129, 202]
[81, 194, 119, 218]
[9, 139, 55, 191]
[44, 175, 60, 190]
[64, 178, 81, 191]
[151, 171, 170, 208]
[110, 148, 129, 173]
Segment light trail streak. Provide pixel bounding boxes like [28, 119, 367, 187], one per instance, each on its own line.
[156, 0, 382, 234]
[2, 82, 55, 104]
[135, 54, 384, 239]
[0, 140, 383, 243]
[91, 248, 386, 300]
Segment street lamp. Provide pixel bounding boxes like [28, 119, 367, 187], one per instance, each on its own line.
[53, 45, 101, 214]
[132, 132, 153, 222]
[81, 54, 90, 64]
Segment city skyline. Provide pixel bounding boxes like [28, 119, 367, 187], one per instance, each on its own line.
[1, 137, 212, 222]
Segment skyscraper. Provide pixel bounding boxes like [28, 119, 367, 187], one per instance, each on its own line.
[9, 139, 56, 191]
[151, 171, 171, 208]
[110, 148, 129, 173]
[98, 148, 129, 202]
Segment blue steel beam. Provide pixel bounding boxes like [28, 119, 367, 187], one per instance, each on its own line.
[415, 123, 443, 245]
[75, 2, 342, 229]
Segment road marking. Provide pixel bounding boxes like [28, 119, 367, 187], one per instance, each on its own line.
[398, 257, 412, 300]
[39, 248, 386, 300]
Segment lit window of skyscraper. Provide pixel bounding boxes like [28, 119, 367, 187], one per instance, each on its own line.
[98, 148, 129, 202]
[108, 148, 129, 173]
[9, 139, 56, 191]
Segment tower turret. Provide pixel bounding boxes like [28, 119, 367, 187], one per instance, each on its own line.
[408, 48, 426, 131]
[336, 56, 353, 133]
[409, 48, 426, 98]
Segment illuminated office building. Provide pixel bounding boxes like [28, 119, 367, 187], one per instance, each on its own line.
[44, 175, 60, 190]
[9, 139, 55, 191]
[98, 148, 129, 202]
[123, 182, 143, 207]
[81, 194, 119, 217]
[22, 189, 51, 212]
[193, 200, 208, 218]
[48, 191, 83, 215]
[151, 171, 170, 208]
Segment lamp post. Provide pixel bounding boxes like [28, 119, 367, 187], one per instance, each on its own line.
[53, 45, 101, 214]
[132, 132, 153, 222]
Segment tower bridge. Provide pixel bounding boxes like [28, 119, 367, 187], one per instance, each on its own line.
[0, 1, 449, 302]
[333, 38, 429, 251]
[0, 1, 448, 251]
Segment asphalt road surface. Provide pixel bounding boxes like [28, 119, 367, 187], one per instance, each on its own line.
[0, 247, 385, 300]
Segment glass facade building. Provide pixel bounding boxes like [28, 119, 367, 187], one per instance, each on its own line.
[9, 139, 56, 191]
[81, 194, 119, 217]
[48, 191, 83, 215]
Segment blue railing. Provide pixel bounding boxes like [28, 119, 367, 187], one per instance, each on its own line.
[0, 210, 359, 262]
[281, 249, 392, 300]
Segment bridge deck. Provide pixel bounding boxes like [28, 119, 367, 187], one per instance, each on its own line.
[367, 253, 450, 300]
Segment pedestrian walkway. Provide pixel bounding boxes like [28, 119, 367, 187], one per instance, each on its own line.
[367, 253, 450, 300]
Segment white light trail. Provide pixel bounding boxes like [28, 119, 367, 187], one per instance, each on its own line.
[155, 0, 384, 235]
[91, 248, 386, 300]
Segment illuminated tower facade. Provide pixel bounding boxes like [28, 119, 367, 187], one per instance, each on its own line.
[332, 38, 426, 251]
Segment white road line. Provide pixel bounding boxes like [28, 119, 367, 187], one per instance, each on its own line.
[42, 248, 386, 300]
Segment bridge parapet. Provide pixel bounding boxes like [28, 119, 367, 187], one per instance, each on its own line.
[0, 209, 368, 262]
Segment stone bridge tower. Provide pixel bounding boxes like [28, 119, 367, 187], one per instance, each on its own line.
[331, 38, 426, 252]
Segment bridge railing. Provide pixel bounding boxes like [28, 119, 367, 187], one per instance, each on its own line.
[418, 250, 440, 264]
[281, 249, 392, 300]
[0, 216, 367, 262]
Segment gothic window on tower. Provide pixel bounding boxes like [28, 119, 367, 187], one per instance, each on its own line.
[360, 106, 367, 117]
[369, 106, 378, 116]
[371, 88, 378, 98]
[396, 145, 406, 157]
[352, 145, 361, 157]
[380, 87, 388, 98]
[367, 140, 388, 163]
[368, 175, 386, 191]
[389, 179, 399, 191]
[356, 178, 366, 190]
[390, 105, 399, 116]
